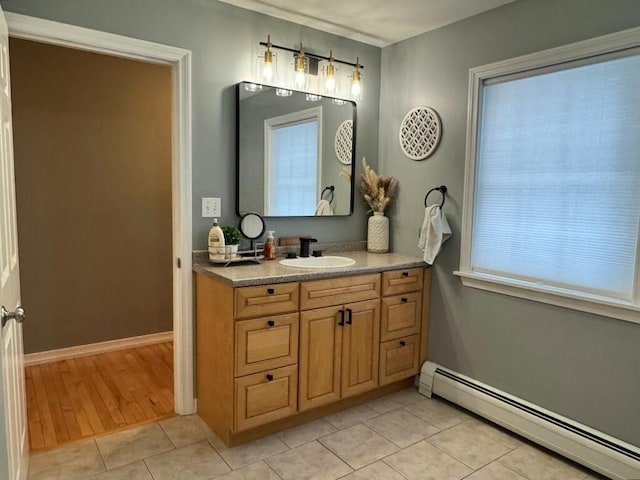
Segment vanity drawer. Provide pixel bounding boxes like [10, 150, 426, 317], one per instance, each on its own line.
[235, 313, 299, 377]
[380, 292, 422, 342]
[381, 268, 424, 296]
[235, 282, 299, 319]
[300, 273, 380, 310]
[235, 365, 298, 431]
[379, 335, 420, 386]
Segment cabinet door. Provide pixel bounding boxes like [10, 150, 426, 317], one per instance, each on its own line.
[341, 299, 380, 398]
[379, 335, 420, 386]
[299, 305, 343, 411]
[235, 365, 298, 431]
[380, 292, 421, 342]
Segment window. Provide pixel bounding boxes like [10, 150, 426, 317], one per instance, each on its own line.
[264, 107, 322, 216]
[456, 28, 640, 323]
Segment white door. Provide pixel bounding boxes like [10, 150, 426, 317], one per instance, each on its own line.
[0, 4, 28, 480]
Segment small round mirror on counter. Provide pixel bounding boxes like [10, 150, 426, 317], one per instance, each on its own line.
[239, 212, 265, 240]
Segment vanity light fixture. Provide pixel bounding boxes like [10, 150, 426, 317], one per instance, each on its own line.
[257, 35, 364, 101]
[294, 45, 308, 90]
[262, 34, 275, 82]
[324, 51, 337, 94]
[351, 58, 362, 101]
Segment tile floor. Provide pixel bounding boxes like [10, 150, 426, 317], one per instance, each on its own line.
[28, 387, 606, 480]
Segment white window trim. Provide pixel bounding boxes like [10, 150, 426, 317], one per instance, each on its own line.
[263, 106, 323, 216]
[454, 25, 640, 325]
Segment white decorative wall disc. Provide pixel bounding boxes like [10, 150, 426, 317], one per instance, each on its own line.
[399, 106, 442, 160]
[334, 120, 353, 165]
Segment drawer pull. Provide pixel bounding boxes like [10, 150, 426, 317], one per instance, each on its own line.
[346, 308, 353, 325]
[402, 271, 409, 277]
[400, 341, 406, 346]
[267, 320, 275, 327]
[266, 374, 274, 381]
[338, 309, 345, 326]
[401, 297, 408, 303]
[267, 288, 275, 294]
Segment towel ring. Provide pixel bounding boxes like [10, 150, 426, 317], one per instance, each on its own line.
[321, 185, 335, 204]
[424, 185, 447, 208]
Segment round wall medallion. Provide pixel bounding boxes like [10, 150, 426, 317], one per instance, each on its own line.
[399, 106, 442, 160]
[334, 120, 353, 165]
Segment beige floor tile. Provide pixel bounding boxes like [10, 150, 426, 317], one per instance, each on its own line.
[427, 420, 513, 469]
[276, 419, 337, 448]
[339, 460, 405, 480]
[365, 409, 440, 447]
[465, 462, 528, 480]
[159, 414, 215, 448]
[319, 424, 398, 469]
[499, 444, 594, 480]
[211, 434, 288, 469]
[144, 440, 230, 479]
[96, 423, 174, 470]
[365, 396, 403, 414]
[265, 440, 352, 480]
[85, 461, 152, 480]
[28, 439, 105, 480]
[403, 397, 471, 429]
[324, 404, 379, 429]
[214, 461, 281, 480]
[382, 387, 426, 407]
[383, 440, 473, 480]
[463, 418, 522, 449]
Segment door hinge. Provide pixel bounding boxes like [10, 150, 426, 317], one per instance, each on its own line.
[176, 258, 182, 269]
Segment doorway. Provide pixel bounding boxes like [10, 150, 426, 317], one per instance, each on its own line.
[4, 12, 194, 453]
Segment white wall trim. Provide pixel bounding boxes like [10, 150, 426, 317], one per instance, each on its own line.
[6, 13, 195, 414]
[24, 331, 174, 367]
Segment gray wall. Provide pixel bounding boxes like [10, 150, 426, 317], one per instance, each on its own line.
[378, 0, 640, 446]
[2, 0, 381, 248]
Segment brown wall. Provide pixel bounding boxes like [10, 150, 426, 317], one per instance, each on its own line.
[10, 38, 173, 354]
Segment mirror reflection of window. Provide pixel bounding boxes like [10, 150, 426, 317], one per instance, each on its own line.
[264, 107, 322, 216]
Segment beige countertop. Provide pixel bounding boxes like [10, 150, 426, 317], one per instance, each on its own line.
[193, 251, 427, 287]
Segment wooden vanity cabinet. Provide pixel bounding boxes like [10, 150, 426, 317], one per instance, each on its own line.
[195, 265, 430, 447]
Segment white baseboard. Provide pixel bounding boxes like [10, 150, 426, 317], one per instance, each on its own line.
[25, 331, 173, 367]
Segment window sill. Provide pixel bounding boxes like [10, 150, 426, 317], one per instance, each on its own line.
[453, 270, 640, 325]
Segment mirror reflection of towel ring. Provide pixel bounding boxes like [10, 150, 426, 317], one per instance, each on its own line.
[239, 212, 265, 240]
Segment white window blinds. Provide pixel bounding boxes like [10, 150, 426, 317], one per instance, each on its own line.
[471, 52, 640, 300]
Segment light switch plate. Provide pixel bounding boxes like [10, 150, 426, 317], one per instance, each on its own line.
[202, 197, 221, 217]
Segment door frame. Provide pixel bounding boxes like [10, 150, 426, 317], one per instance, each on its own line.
[5, 13, 195, 414]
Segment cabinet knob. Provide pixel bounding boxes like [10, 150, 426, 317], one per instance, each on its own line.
[267, 288, 275, 294]
[401, 297, 408, 303]
[400, 341, 406, 346]
[266, 374, 274, 381]
[267, 320, 275, 327]
[402, 271, 409, 277]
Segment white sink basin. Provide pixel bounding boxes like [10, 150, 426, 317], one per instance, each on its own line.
[279, 255, 356, 269]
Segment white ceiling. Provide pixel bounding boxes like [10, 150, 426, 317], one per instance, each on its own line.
[218, 0, 515, 47]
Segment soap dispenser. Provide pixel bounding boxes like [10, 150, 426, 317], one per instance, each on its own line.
[263, 231, 276, 260]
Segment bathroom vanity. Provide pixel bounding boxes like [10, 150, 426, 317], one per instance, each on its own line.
[193, 251, 430, 446]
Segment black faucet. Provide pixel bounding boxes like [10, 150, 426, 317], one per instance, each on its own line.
[299, 237, 318, 257]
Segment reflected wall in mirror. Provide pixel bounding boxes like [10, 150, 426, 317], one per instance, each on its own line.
[237, 82, 356, 217]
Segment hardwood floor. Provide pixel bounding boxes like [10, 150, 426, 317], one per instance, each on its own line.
[26, 341, 174, 451]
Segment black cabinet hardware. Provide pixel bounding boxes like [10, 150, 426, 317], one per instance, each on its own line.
[267, 288, 274, 294]
[402, 271, 409, 277]
[338, 309, 345, 326]
[267, 320, 275, 327]
[400, 341, 406, 346]
[401, 297, 408, 303]
[346, 308, 353, 325]
[266, 374, 274, 381]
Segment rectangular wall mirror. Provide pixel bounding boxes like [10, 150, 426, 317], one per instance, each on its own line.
[236, 81, 356, 217]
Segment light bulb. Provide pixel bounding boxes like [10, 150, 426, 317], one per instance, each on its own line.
[263, 61, 273, 82]
[351, 59, 362, 100]
[295, 70, 306, 89]
[325, 53, 336, 94]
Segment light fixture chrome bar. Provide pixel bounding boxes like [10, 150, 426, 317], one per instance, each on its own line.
[259, 40, 365, 70]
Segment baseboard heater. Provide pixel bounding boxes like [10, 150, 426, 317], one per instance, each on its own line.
[419, 362, 640, 480]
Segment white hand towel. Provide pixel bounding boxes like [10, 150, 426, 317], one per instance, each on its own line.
[418, 204, 451, 265]
[314, 199, 334, 216]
